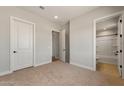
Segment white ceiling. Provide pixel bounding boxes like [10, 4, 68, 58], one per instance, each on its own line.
[19, 6, 99, 26]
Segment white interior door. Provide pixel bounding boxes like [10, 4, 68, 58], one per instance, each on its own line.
[117, 16, 123, 76]
[11, 17, 34, 71]
[59, 29, 66, 62]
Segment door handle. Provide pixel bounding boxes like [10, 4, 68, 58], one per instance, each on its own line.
[13, 51, 17, 53]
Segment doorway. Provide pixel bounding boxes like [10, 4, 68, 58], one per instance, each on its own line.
[10, 16, 35, 72]
[94, 12, 124, 79]
[52, 31, 60, 61]
[52, 29, 67, 63]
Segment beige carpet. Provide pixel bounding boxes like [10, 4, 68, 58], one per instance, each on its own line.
[0, 61, 124, 86]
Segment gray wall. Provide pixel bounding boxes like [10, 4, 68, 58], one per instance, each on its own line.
[0, 6, 57, 74]
[70, 6, 124, 70]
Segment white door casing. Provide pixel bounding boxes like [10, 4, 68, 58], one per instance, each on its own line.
[117, 14, 124, 79]
[10, 16, 35, 72]
[122, 14, 124, 79]
[117, 16, 123, 76]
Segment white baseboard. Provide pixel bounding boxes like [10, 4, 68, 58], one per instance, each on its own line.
[0, 61, 51, 76]
[34, 61, 51, 67]
[70, 61, 93, 71]
[0, 70, 12, 76]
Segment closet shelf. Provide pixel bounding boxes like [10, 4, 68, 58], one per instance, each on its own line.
[96, 34, 117, 37]
[96, 45, 117, 47]
[96, 37, 117, 41]
[96, 55, 117, 59]
[112, 45, 118, 47]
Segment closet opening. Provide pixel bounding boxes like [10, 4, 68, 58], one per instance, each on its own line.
[52, 31, 60, 62]
[95, 14, 123, 79]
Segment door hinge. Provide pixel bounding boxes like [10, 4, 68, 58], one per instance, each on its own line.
[120, 50, 122, 53]
[120, 34, 122, 37]
[120, 65, 122, 68]
[120, 19, 122, 23]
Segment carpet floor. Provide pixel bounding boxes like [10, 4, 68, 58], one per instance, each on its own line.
[0, 61, 124, 86]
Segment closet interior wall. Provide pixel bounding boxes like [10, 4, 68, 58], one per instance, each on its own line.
[96, 17, 119, 65]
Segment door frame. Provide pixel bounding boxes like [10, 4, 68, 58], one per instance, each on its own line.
[10, 16, 35, 72]
[93, 11, 124, 71]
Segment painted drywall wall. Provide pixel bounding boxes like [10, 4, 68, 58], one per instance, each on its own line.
[0, 6, 58, 74]
[70, 6, 124, 70]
